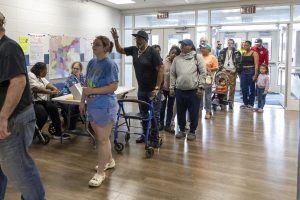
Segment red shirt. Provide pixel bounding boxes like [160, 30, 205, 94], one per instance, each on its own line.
[251, 46, 269, 66]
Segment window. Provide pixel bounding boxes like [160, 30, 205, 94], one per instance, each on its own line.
[211, 6, 290, 25]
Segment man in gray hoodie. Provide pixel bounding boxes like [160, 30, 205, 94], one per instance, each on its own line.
[170, 39, 206, 141]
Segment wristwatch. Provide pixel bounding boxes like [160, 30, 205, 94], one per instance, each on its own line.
[154, 86, 160, 90]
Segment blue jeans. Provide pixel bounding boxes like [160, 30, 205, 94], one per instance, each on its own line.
[257, 88, 267, 109]
[176, 89, 200, 133]
[240, 68, 255, 106]
[0, 105, 45, 200]
[137, 90, 161, 136]
[199, 85, 212, 112]
[160, 90, 175, 127]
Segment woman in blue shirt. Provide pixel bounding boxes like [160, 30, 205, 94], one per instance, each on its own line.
[79, 36, 119, 187]
[60, 61, 85, 130]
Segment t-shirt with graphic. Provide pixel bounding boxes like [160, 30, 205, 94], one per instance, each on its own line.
[85, 57, 119, 109]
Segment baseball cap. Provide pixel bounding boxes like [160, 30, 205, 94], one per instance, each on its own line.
[199, 44, 212, 49]
[255, 38, 262, 44]
[179, 39, 194, 46]
[132, 30, 148, 41]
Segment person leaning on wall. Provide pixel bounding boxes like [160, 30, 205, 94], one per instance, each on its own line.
[0, 11, 45, 200]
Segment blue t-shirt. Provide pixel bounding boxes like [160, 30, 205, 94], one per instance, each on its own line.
[85, 57, 119, 109]
[60, 73, 85, 95]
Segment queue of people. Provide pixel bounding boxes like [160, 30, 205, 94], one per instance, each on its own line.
[0, 8, 271, 197]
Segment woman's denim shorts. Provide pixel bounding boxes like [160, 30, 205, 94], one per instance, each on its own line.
[86, 105, 118, 127]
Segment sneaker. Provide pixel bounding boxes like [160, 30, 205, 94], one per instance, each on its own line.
[52, 133, 71, 140]
[88, 173, 105, 187]
[135, 136, 145, 143]
[257, 108, 264, 113]
[164, 126, 175, 134]
[187, 133, 196, 141]
[176, 131, 186, 139]
[95, 159, 115, 171]
[240, 105, 247, 109]
[246, 105, 253, 109]
[253, 108, 258, 112]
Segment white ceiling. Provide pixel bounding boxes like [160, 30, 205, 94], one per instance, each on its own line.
[91, 0, 241, 10]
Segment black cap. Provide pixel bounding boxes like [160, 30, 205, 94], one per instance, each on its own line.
[255, 38, 263, 44]
[132, 30, 148, 41]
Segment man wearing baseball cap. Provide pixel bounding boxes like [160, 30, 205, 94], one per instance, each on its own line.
[111, 28, 163, 146]
[170, 39, 206, 141]
[251, 38, 269, 66]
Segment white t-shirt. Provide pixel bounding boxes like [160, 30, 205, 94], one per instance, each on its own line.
[28, 71, 50, 101]
[224, 49, 235, 70]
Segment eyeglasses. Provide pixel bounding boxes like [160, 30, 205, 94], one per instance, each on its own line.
[91, 42, 103, 47]
[72, 67, 80, 70]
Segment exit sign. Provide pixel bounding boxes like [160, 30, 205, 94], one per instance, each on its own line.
[157, 12, 169, 19]
[240, 5, 256, 14]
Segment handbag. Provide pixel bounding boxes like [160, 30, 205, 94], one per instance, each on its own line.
[205, 75, 213, 85]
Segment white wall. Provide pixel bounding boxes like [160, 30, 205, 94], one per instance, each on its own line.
[0, 0, 121, 41]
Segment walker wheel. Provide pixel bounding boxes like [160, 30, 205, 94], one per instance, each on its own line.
[125, 133, 130, 143]
[114, 142, 124, 153]
[48, 123, 56, 135]
[41, 134, 50, 145]
[145, 147, 154, 158]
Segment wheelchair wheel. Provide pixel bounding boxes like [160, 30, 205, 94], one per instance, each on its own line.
[114, 142, 124, 153]
[125, 133, 130, 143]
[41, 134, 50, 145]
[48, 123, 56, 135]
[145, 147, 154, 158]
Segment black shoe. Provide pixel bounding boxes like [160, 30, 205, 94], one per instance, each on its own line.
[136, 136, 145, 143]
[164, 126, 175, 134]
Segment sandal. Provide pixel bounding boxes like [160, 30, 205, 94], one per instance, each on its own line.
[88, 173, 105, 187]
[95, 159, 116, 171]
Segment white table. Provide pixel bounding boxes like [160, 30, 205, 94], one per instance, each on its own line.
[51, 86, 135, 145]
[52, 86, 135, 105]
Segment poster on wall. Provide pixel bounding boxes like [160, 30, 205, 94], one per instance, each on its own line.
[28, 34, 47, 65]
[49, 35, 80, 79]
[19, 36, 29, 54]
[84, 38, 94, 61]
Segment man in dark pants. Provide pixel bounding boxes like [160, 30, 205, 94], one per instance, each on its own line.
[170, 39, 206, 141]
[111, 28, 164, 145]
[0, 11, 45, 200]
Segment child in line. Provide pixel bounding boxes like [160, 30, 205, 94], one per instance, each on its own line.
[212, 78, 227, 110]
[254, 64, 269, 113]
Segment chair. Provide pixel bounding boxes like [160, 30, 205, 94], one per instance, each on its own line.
[113, 99, 162, 158]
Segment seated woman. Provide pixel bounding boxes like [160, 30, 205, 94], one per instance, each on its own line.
[60, 61, 85, 130]
[28, 62, 70, 139]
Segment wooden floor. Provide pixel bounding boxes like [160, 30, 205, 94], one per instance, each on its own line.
[5, 103, 299, 200]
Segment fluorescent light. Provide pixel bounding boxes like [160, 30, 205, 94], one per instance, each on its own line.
[105, 0, 135, 4]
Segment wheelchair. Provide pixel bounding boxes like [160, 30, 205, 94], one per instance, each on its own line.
[113, 99, 163, 158]
[33, 124, 50, 145]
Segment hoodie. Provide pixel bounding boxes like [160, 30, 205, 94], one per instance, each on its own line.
[170, 51, 206, 90]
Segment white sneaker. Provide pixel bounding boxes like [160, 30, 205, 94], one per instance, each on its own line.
[95, 159, 116, 171]
[88, 173, 105, 187]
